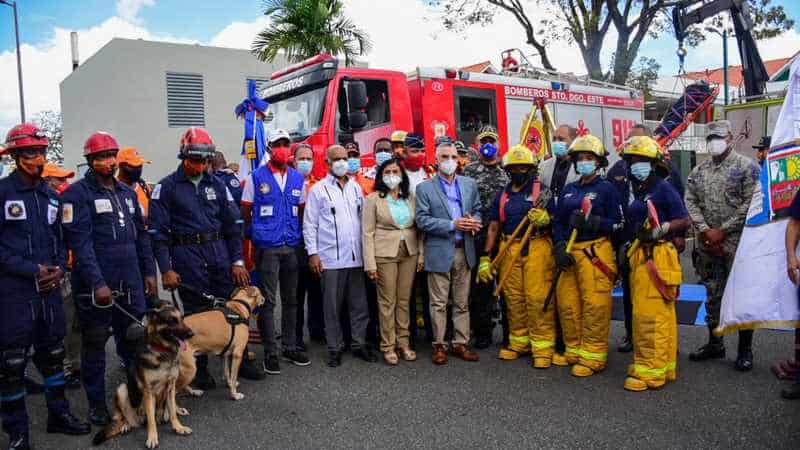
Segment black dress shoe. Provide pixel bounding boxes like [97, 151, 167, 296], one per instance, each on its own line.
[735, 348, 754, 372]
[473, 335, 492, 350]
[617, 336, 633, 353]
[64, 370, 81, 390]
[689, 343, 725, 361]
[24, 376, 44, 395]
[781, 381, 800, 399]
[192, 366, 217, 390]
[88, 402, 111, 426]
[7, 432, 30, 450]
[239, 358, 266, 380]
[327, 351, 342, 368]
[47, 411, 91, 435]
[353, 347, 378, 363]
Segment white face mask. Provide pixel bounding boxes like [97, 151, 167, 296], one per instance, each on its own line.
[331, 159, 348, 177]
[382, 174, 402, 190]
[707, 138, 728, 156]
[439, 159, 458, 176]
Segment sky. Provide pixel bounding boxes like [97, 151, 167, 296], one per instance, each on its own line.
[0, 0, 798, 137]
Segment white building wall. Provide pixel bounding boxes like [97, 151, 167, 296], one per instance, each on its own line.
[60, 38, 289, 181]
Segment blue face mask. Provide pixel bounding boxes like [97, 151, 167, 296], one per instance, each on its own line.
[347, 157, 361, 173]
[552, 141, 568, 157]
[375, 151, 392, 166]
[629, 162, 652, 181]
[576, 160, 597, 177]
[296, 160, 313, 176]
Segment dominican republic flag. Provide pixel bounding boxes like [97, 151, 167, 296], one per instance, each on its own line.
[235, 79, 270, 183]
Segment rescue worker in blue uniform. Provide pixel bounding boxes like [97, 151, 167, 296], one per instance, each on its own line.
[606, 123, 685, 353]
[619, 136, 689, 391]
[240, 129, 311, 374]
[212, 151, 243, 205]
[148, 127, 262, 388]
[60, 131, 156, 426]
[553, 134, 623, 378]
[0, 123, 90, 450]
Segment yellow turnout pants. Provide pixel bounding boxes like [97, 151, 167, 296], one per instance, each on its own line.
[555, 238, 616, 371]
[498, 236, 556, 356]
[628, 242, 681, 387]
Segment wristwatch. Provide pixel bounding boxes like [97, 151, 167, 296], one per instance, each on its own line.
[232, 260, 245, 267]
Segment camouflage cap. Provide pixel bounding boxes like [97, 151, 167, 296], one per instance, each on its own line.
[707, 120, 732, 138]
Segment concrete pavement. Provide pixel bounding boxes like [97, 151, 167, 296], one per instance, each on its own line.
[11, 321, 800, 449]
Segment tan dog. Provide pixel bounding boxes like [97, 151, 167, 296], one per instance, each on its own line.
[93, 303, 195, 449]
[177, 286, 264, 401]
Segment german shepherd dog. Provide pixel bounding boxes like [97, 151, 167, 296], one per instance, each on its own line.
[93, 302, 195, 448]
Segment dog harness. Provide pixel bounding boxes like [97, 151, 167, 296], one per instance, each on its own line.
[217, 299, 252, 357]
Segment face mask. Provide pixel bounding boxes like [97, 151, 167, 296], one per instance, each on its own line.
[296, 160, 313, 176]
[404, 152, 425, 171]
[383, 174, 402, 190]
[707, 139, 728, 156]
[55, 182, 69, 195]
[92, 157, 117, 178]
[629, 162, 652, 181]
[510, 172, 530, 186]
[576, 160, 597, 177]
[439, 159, 458, 176]
[331, 159, 348, 177]
[184, 159, 208, 177]
[348, 157, 361, 174]
[271, 147, 291, 165]
[122, 166, 143, 183]
[375, 151, 392, 166]
[17, 154, 46, 179]
[552, 141, 568, 158]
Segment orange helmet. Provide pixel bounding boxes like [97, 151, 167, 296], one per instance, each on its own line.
[5, 123, 49, 152]
[179, 127, 215, 158]
[84, 131, 119, 157]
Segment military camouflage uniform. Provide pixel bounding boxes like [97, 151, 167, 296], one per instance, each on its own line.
[463, 161, 510, 341]
[685, 151, 760, 328]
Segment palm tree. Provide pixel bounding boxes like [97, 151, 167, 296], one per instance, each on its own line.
[252, 0, 372, 66]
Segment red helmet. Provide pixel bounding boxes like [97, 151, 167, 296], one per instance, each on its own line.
[179, 127, 215, 158]
[5, 123, 49, 152]
[84, 131, 119, 157]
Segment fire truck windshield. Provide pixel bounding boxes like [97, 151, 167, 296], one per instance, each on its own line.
[266, 85, 328, 140]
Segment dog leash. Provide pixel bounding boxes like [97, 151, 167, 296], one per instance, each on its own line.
[76, 287, 144, 327]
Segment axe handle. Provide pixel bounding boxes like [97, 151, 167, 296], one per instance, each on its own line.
[491, 215, 530, 267]
[494, 223, 535, 297]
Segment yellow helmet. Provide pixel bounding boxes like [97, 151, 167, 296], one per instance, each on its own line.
[502, 144, 538, 167]
[390, 130, 408, 144]
[568, 134, 609, 167]
[622, 136, 662, 160]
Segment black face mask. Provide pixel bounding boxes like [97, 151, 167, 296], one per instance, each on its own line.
[510, 172, 530, 186]
[122, 166, 143, 183]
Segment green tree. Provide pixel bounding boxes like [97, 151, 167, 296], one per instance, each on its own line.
[33, 110, 63, 165]
[432, 0, 794, 84]
[252, 0, 372, 66]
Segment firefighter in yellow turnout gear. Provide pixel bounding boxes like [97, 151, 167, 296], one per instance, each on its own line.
[478, 145, 557, 367]
[620, 136, 690, 391]
[552, 135, 623, 377]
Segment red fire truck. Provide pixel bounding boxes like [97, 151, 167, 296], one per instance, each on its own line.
[260, 54, 643, 178]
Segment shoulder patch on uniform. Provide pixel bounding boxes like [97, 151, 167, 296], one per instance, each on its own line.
[151, 184, 162, 200]
[229, 178, 240, 188]
[62, 203, 73, 224]
[259, 182, 270, 195]
[4, 200, 26, 220]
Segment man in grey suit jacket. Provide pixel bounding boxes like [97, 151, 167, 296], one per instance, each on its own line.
[415, 140, 482, 365]
[539, 124, 580, 198]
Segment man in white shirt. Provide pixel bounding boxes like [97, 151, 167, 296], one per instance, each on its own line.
[304, 145, 378, 367]
[399, 134, 432, 194]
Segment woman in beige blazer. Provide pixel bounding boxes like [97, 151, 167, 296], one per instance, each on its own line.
[363, 159, 424, 365]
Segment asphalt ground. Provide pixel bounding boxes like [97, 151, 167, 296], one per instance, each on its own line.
[9, 317, 799, 450]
